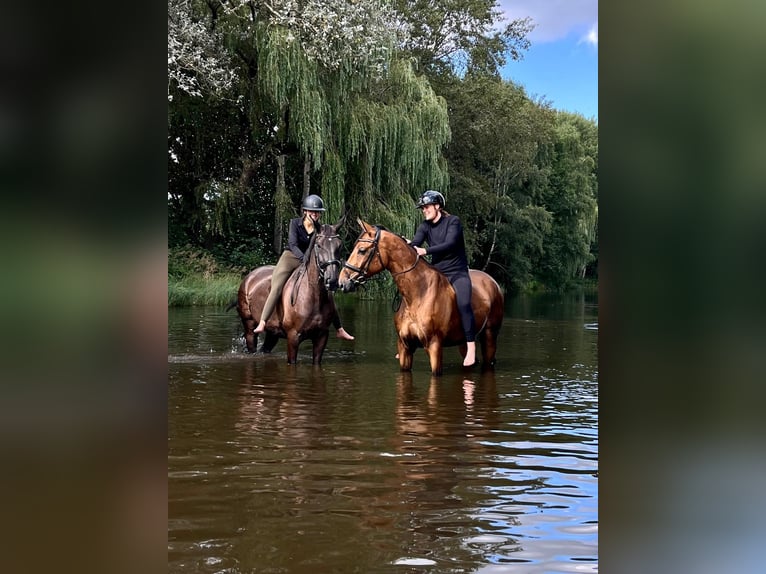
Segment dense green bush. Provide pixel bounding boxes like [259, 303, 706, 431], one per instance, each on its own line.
[168, 245, 244, 306]
[208, 236, 272, 276]
[168, 245, 222, 279]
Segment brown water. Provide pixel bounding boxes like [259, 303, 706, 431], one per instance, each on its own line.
[169, 293, 598, 573]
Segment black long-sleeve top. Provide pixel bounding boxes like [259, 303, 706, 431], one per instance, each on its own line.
[287, 217, 314, 262]
[410, 213, 469, 276]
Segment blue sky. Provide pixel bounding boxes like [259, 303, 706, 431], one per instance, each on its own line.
[497, 0, 598, 121]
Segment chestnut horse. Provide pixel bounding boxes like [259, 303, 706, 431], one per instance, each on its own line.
[339, 219, 504, 375]
[234, 222, 344, 364]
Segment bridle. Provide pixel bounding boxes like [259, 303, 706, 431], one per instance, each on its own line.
[342, 226, 420, 287]
[341, 227, 382, 287]
[312, 232, 342, 284]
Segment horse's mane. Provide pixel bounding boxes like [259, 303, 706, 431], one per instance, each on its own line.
[370, 224, 421, 258]
[299, 229, 319, 272]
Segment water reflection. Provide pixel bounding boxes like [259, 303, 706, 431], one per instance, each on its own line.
[169, 295, 598, 573]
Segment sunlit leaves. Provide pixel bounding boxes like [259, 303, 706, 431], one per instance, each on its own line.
[167, 0, 237, 100]
[392, 0, 533, 76]
[224, 0, 405, 77]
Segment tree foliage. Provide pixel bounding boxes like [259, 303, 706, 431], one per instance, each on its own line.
[167, 0, 237, 100]
[536, 112, 599, 287]
[393, 0, 533, 76]
[436, 74, 557, 291]
[167, 0, 598, 294]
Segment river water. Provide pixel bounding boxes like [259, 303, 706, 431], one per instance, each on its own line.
[169, 292, 598, 573]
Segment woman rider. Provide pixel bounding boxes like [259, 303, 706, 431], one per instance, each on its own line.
[253, 195, 354, 340]
[409, 190, 476, 366]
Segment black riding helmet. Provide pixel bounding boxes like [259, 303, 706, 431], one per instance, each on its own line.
[302, 194, 326, 212]
[416, 190, 445, 209]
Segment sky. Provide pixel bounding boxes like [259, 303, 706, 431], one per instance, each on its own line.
[496, 0, 598, 121]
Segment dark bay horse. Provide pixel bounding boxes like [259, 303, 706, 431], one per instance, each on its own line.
[234, 222, 344, 364]
[338, 219, 504, 376]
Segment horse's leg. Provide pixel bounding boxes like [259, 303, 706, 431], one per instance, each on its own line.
[425, 341, 443, 376]
[260, 332, 279, 353]
[243, 318, 257, 352]
[286, 332, 301, 364]
[311, 332, 330, 365]
[479, 328, 497, 368]
[397, 339, 414, 371]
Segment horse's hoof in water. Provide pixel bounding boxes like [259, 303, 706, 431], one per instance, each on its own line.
[462, 361, 477, 369]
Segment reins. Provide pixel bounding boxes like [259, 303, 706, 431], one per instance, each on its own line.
[290, 228, 341, 306]
[389, 249, 420, 277]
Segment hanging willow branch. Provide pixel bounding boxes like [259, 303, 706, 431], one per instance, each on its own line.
[221, 7, 451, 241]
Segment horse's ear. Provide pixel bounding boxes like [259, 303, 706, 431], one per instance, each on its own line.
[334, 214, 346, 230]
[357, 218, 370, 232]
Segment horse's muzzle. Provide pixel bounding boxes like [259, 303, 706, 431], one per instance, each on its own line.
[339, 277, 357, 293]
[325, 277, 339, 292]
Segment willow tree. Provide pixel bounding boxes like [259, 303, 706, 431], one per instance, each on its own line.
[327, 59, 451, 235]
[210, 0, 450, 249]
[168, 0, 237, 101]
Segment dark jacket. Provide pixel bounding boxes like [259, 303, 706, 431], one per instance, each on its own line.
[287, 217, 314, 262]
[410, 213, 469, 277]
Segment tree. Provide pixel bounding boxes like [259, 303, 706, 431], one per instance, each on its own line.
[439, 74, 557, 292]
[536, 112, 598, 288]
[167, 0, 236, 100]
[393, 0, 533, 77]
[167, 0, 599, 294]
[168, 0, 451, 257]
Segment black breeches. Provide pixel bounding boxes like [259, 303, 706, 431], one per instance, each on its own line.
[449, 272, 476, 342]
[330, 293, 342, 330]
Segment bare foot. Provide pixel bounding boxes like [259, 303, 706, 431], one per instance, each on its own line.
[336, 327, 355, 340]
[253, 320, 266, 334]
[462, 341, 476, 367]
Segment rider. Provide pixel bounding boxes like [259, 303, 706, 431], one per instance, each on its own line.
[409, 190, 477, 366]
[253, 194, 354, 340]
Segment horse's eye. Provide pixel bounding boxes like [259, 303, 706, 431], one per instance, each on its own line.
[357, 248, 366, 254]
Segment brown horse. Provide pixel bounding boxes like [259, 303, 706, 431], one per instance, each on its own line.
[338, 219, 504, 375]
[234, 222, 345, 364]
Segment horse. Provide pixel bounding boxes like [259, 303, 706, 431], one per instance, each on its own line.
[233, 221, 345, 364]
[338, 219, 504, 376]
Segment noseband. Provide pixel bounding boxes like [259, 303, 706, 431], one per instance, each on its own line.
[342, 226, 420, 287]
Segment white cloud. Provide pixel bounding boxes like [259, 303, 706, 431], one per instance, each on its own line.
[497, 0, 597, 43]
[580, 22, 598, 46]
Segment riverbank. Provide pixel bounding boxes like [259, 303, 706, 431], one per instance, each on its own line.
[168, 273, 241, 307]
[168, 272, 597, 307]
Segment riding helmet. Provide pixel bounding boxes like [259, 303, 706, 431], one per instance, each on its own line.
[302, 194, 326, 212]
[416, 190, 445, 209]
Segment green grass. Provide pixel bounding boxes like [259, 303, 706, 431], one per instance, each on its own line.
[168, 273, 242, 307]
[168, 271, 597, 307]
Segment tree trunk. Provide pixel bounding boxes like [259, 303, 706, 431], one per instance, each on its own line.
[482, 212, 499, 272]
[302, 153, 311, 200]
[483, 178, 504, 272]
[273, 154, 286, 254]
